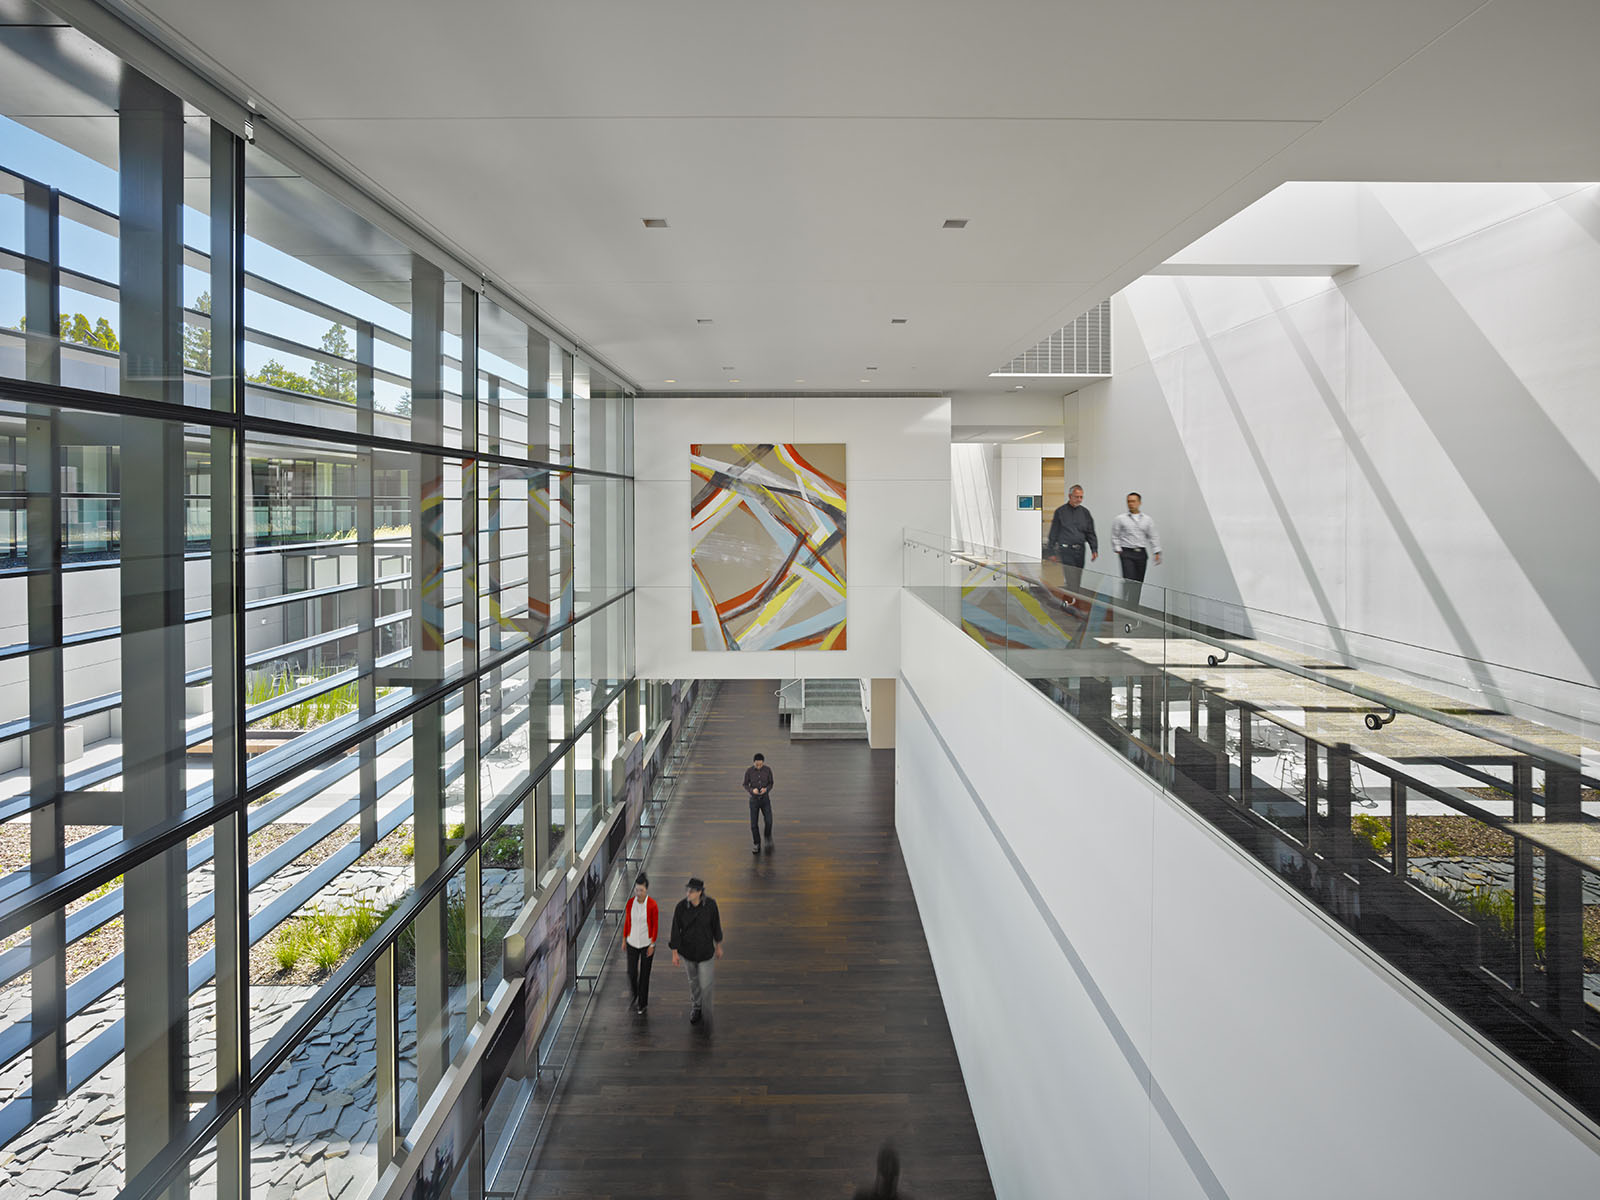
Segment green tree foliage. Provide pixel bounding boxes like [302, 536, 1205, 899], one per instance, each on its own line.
[14, 311, 121, 350]
[251, 322, 356, 403]
[19, 301, 363, 407]
[184, 291, 212, 373]
[250, 358, 318, 394]
[308, 323, 356, 404]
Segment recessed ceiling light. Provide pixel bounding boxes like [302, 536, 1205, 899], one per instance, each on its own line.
[696, 318, 714, 325]
[1013, 384, 1025, 390]
[866, 366, 878, 371]
[891, 318, 908, 324]
[730, 379, 741, 383]
[942, 218, 968, 229]
[795, 378, 805, 383]
[664, 379, 676, 384]
[722, 366, 735, 371]
[642, 218, 668, 228]
[859, 379, 870, 384]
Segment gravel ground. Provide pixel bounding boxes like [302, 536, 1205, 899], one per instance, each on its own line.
[1, 824, 417, 993]
[1353, 813, 1520, 858]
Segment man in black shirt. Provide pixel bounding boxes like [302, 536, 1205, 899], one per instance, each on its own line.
[1046, 484, 1098, 574]
[743, 752, 775, 854]
[669, 877, 724, 1024]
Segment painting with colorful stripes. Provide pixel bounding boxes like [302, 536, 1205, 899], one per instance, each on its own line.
[690, 443, 847, 651]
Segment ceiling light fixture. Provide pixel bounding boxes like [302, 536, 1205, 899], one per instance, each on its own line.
[866, 366, 878, 371]
[859, 379, 870, 384]
[795, 379, 806, 383]
[642, 218, 668, 228]
[891, 318, 908, 324]
[730, 379, 741, 383]
[722, 366, 735, 371]
[696, 318, 714, 325]
[942, 218, 968, 229]
[664, 379, 676, 384]
[1015, 430, 1044, 441]
[1014, 384, 1025, 390]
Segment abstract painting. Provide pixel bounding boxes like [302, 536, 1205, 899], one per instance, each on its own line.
[690, 443, 846, 650]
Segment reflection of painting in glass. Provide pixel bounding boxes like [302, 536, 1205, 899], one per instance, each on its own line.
[690, 444, 846, 651]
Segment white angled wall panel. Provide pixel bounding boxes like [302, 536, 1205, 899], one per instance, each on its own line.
[897, 590, 1600, 1200]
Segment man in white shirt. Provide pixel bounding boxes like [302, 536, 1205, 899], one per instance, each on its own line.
[1109, 492, 1162, 621]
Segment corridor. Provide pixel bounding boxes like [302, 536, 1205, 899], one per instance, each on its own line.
[516, 679, 994, 1198]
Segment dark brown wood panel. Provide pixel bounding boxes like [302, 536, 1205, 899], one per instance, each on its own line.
[516, 679, 994, 1199]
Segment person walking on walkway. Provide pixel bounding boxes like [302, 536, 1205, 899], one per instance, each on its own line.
[853, 1142, 912, 1199]
[1110, 491, 1162, 620]
[670, 877, 723, 1024]
[743, 752, 775, 854]
[622, 871, 658, 1015]
[1046, 484, 1098, 610]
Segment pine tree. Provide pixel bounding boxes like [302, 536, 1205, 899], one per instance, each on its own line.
[309, 323, 356, 404]
[184, 292, 212, 372]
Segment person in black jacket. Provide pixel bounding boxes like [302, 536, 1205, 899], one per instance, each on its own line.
[1046, 484, 1098, 576]
[743, 752, 775, 854]
[852, 1142, 911, 1199]
[669, 877, 724, 1024]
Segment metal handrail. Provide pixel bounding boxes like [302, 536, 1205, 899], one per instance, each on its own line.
[906, 532, 1596, 779]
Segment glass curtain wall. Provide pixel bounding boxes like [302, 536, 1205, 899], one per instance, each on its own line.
[0, 11, 634, 1200]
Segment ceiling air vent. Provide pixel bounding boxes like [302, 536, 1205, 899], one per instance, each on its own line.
[992, 298, 1112, 377]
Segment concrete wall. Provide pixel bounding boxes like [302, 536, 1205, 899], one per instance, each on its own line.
[1073, 182, 1600, 713]
[896, 590, 1600, 1200]
[633, 395, 950, 679]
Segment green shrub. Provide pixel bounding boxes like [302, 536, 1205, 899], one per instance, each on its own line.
[273, 934, 302, 973]
[485, 828, 523, 865]
[84, 874, 124, 903]
[392, 893, 512, 985]
[1352, 814, 1391, 856]
[246, 667, 386, 732]
[309, 936, 343, 973]
[268, 900, 386, 977]
[1458, 887, 1575, 963]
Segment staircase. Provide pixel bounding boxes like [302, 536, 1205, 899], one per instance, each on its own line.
[788, 678, 869, 740]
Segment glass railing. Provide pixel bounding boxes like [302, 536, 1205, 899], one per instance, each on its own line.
[904, 529, 1600, 1123]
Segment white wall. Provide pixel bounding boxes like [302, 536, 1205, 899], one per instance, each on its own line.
[1073, 182, 1600, 709]
[950, 442, 1000, 547]
[896, 592, 1600, 1200]
[633, 395, 950, 679]
[996, 441, 1064, 558]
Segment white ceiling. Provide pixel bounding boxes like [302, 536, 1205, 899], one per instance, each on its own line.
[108, 0, 1600, 396]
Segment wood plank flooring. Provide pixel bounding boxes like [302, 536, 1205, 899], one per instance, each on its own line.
[515, 679, 994, 1199]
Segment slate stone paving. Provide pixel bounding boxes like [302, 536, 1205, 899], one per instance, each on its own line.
[0, 854, 514, 1198]
[1408, 855, 1600, 1008]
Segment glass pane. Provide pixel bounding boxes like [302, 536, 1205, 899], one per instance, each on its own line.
[250, 970, 380, 1199]
[247, 711, 417, 1056]
[480, 802, 526, 1000]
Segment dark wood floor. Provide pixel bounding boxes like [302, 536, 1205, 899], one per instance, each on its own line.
[515, 678, 994, 1199]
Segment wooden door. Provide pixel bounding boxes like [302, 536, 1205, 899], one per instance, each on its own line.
[1041, 458, 1065, 547]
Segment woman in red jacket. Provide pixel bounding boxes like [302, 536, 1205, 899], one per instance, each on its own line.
[622, 871, 659, 1015]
